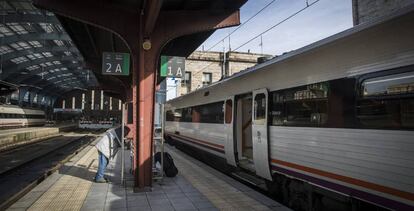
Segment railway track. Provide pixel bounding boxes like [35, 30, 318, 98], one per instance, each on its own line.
[0, 134, 96, 210]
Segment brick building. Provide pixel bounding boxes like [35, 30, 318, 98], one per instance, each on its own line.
[352, 0, 414, 25]
[172, 51, 272, 98]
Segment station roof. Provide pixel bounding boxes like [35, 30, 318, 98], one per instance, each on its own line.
[0, 0, 244, 99]
[0, 0, 98, 97]
[52, 0, 245, 99]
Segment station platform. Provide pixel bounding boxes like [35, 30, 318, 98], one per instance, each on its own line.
[0, 124, 77, 151]
[7, 140, 290, 211]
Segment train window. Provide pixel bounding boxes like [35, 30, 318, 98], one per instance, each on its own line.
[270, 82, 329, 127]
[195, 101, 224, 124]
[358, 71, 414, 129]
[362, 71, 414, 96]
[225, 99, 233, 124]
[254, 94, 266, 125]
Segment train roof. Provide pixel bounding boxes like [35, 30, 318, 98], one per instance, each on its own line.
[167, 5, 414, 105]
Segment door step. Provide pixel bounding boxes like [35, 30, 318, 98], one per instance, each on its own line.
[231, 171, 267, 190]
[238, 159, 255, 172]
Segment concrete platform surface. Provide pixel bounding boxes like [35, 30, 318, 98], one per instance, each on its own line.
[0, 123, 77, 150]
[8, 142, 290, 211]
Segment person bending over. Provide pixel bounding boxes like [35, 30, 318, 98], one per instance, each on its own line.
[94, 126, 130, 183]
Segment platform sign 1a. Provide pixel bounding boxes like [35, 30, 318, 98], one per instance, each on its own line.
[102, 52, 130, 76]
[160, 56, 185, 78]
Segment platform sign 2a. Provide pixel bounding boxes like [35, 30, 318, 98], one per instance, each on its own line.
[102, 52, 130, 76]
[160, 56, 185, 78]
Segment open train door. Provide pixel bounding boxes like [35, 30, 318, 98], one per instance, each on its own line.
[224, 97, 237, 167]
[252, 89, 272, 180]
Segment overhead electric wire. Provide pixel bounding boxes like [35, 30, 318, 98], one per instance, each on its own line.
[191, 0, 321, 78]
[206, 0, 278, 52]
[186, 0, 278, 66]
[233, 0, 321, 51]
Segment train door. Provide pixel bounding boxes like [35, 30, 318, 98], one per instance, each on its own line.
[252, 89, 272, 180]
[224, 97, 237, 167]
[236, 94, 255, 172]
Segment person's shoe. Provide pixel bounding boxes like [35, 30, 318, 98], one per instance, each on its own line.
[94, 178, 107, 183]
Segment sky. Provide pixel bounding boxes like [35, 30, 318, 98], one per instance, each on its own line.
[197, 0, 353, 56]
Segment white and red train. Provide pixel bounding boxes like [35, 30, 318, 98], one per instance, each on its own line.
[0, 105, 46, 128]
[165, 10, 414, 211]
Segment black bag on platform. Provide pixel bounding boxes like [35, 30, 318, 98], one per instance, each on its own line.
[154, 152, 178, 177]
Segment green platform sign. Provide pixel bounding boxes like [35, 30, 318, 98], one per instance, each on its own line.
[102, 52, 130, 76]
[160, 56, 185, 78]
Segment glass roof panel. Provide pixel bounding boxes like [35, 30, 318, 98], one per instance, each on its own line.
[39, 23, 54, 33]
[0, 24, 14, 37]
[46, 76, 56, 80]
[28, 41, 43, 48]
[37, 71, 49, 76]
[42, 52, 53, 57]
[55, 24, 64, 33]
[23, 23, 37, 33]
[26, 65, 40, 71]
[53, 40, 65, 46]
[10, 41, 31, 50]
[0, 46, 13, 55]
[10, 56, 29, 64]
[0, 0, 99, 93]
[6, 23, 29, 35]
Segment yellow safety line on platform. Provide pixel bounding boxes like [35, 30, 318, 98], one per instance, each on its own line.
[167, 147, 272, 211]
[28, 147, 98, 211]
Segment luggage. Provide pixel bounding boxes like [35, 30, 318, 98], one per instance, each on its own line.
[154, 152, 178, 177]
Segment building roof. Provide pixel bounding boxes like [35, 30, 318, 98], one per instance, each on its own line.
[0, 0, 98, 97]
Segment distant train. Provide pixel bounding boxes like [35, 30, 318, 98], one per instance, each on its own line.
[0, 105, 46, 128]
[165, 10, 414, 211]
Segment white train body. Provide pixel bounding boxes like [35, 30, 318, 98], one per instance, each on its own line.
[165, 10, 414, 210]
[0, 105, 46, 128]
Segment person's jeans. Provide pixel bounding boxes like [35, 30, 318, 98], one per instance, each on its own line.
[95, 151, 108, 180]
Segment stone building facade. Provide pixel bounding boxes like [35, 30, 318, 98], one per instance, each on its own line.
[177, 51, 271, 96]
[352, 0, 414, 25]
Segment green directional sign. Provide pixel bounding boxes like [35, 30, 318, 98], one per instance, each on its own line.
[160, 56, 185, 78]
[102, 52, 130, 76]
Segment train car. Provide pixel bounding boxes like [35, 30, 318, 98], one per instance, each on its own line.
[164, 9, 414, 211]
[0, 105, 46, 128]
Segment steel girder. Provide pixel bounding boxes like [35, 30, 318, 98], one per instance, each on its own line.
[3, 13, 60, 24]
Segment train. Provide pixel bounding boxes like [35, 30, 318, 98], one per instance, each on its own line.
[164, 9, 414, 211]
[0, 104, 46, 128]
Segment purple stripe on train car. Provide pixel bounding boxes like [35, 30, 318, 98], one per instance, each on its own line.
[271, 165, 413, 211]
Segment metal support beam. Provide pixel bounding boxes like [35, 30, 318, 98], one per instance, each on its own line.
[144, 0, 162, 37]
[2, 13, 60, 24]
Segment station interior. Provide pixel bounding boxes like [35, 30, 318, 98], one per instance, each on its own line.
[0, 0, 413, 211]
